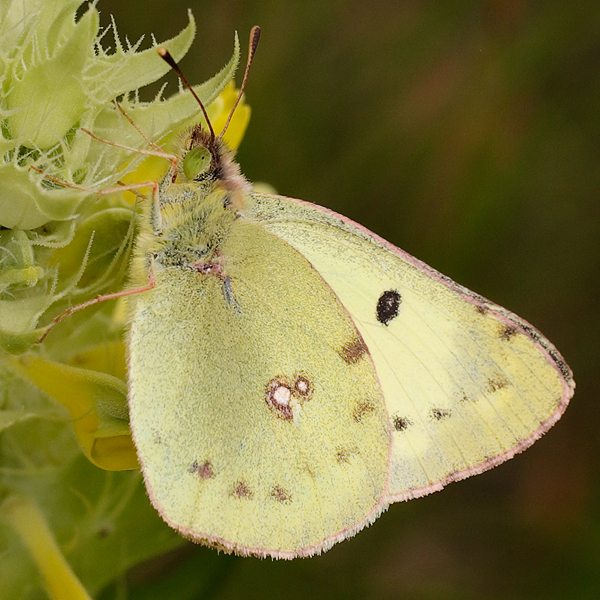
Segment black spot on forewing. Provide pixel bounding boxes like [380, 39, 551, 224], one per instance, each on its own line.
[339, 336, 367, 364]
[393, 416, 411, 431]
[189, 460, 215, 479]
[431, 408, 451, 420]
[475, 304, 489, 315]
[376, 290, 401, 325]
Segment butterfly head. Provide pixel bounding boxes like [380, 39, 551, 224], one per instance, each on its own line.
[175, 124, 250, 203]
[158, 26, 260, 207]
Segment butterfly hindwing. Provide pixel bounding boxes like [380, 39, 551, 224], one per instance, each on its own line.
[128, 205, 390, 558]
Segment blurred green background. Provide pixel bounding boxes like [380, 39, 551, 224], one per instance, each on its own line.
[95, 1, 598, 598]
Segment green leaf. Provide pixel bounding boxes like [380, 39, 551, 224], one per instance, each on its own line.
[86, 10, 197, 101]
[0, 358, 184, 599]
[6, 6, 98, 148]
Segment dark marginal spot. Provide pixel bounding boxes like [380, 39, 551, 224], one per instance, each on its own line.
[189, 460, 215, 479]
[270, 486, 291, 503]
[233, 481, 252, 499]
[294, 375, 313, 399]
[393, 416, 411, 431]
[431, 408, 451, 420]
[339, 336, 367, 364]
[517, 322, 574, 384]
[376, 290, 401, 325]
[552, 353, 574, 383]
[488, 378, 509, 392]
[499, 324, 518, 340]
[476, 304, 489, 315]
[353, 400, 375, 422]
[336, 448, 350, 463]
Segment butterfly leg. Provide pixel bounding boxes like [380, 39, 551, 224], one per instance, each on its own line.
[111, 100, 165, 153]
[30, 166, 162, 343]
[30, 166, 165, 234]
[80, 127, 178, 171]
[37, 264, 156, 343]
[78, 99, 178, 170]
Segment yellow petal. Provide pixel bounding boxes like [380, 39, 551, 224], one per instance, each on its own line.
[8, 353, 137, 471]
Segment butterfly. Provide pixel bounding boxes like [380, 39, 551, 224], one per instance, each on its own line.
[99, 27, 574, 559]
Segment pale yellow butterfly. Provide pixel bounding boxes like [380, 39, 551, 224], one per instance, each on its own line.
[120, 27, 573, 558]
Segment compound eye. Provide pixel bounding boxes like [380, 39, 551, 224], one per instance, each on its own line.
[182, 146, 211, 180]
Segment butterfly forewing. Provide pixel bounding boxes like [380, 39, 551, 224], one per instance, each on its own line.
[249, 192, 574, 501]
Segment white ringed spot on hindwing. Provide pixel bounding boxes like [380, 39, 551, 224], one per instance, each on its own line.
[294, 375, 313, 399]
[266, 374, 314, 421]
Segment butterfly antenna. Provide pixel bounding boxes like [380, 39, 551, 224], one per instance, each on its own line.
[157, 46, 216, 142]
[218, 26, 261, 141]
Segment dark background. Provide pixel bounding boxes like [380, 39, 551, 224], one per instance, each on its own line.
[96, 1, 599, 598]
